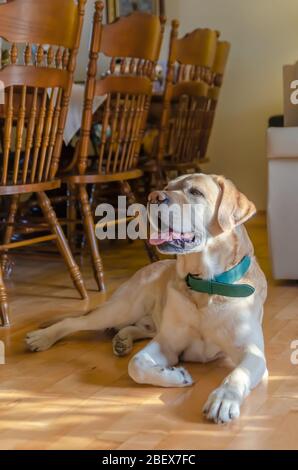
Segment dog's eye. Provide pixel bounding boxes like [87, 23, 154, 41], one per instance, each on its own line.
[189, 187, 204, 197]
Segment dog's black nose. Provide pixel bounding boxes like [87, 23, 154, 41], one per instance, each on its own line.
[148, 191, 169, 205]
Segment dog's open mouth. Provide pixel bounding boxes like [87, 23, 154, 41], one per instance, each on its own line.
[147, 209, 201, 253]
[149, 229, 195, 247]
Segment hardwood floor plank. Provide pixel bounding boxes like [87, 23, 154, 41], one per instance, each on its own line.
[0, 216, 298, 449]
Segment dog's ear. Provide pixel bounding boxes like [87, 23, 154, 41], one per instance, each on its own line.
[214, 175, 256, 231]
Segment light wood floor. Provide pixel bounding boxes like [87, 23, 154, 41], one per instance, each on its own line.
[0, 214, 298, 450]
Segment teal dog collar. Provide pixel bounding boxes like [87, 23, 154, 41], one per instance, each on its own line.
[186, 256, 255, 298]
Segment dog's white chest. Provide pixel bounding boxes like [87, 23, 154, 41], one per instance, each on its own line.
[182, 337, 222, 363]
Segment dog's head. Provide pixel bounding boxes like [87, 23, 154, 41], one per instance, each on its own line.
[148, 174, 256, 254]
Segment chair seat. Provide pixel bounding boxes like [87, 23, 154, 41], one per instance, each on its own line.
[0, 179, 61, 196]
[64, 169, 143, 184]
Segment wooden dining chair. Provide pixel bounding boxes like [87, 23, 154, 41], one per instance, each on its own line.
[63, 2, 166, 292]
[199, 38, 230, 159]
[146, 20, 224, 186]
[0, 0, 88, 327]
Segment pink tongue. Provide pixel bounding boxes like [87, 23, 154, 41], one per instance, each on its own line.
[149, 231, 193, 246]
[149, 232, 172, 246]
[181, 232, 194, 240]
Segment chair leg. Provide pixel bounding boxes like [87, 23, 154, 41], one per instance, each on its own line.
[37, 191, 88, 300]
[1, 194, 19, 278]
[78, 184, 105, 292]
[80, 184, 98, 252]
[67, 183, 77, 251]
[120, 181, 159, 263]
[0, 265, 9, 327]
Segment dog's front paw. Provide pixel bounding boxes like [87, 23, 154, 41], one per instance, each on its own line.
[203, 385, 241, 424]
[26, 329, 54, 352]
[158, 366, 194, 387]
[128, 355, 194, 388]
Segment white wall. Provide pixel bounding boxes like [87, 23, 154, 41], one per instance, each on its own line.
[77, 0, 298, 209]
[164, 0, 298, 209]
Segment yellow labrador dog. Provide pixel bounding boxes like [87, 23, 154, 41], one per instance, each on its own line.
[26, 174, 267, 424]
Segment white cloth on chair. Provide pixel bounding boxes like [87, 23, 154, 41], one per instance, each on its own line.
[63, 83, 107, 145]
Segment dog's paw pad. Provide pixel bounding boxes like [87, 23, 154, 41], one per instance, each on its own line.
[159, 366, 193, 387]
[112, 334, 132, 357]
[177, 367, 193, 385]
